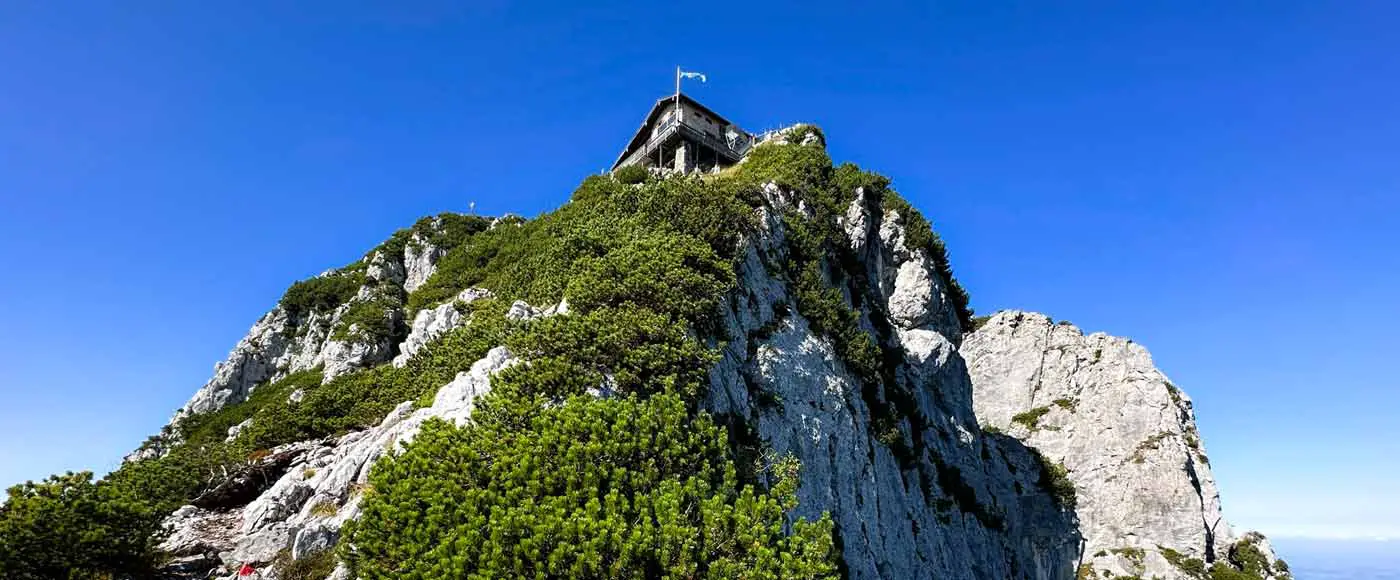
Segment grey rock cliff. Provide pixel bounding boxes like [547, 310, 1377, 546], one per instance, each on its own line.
[390, 287, 492, 367]
[402, 231, 445, 294]
[161, 345, 516, 579]
[173, 220, 467, 423]
[703, 184, 1079, 580]
[963, 311, 1288, 579]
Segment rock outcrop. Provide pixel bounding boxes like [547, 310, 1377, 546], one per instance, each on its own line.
[401, 232, 445, 294]
[174, 223, 467, 421]
[391, 288, 492, 367]
[160, 345, 516, 579]
[964, 311, 1289, 579]
[702, 185, 1079, 579]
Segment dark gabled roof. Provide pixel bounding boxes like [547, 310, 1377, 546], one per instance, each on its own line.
[612, 93, 736, 170]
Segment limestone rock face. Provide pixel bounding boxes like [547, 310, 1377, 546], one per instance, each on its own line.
[172, 219, 474, 424]
[159, 346, 517, 578]
[402, 232, 445, 294]
[160, 506, 240, 561]
[178, 308, 295, 418]
[173, 298, 372, 422]
[391, 287, 493, 367]
[873, 206, 961, 342]
[703, 185, 1079, 580]
[963, 311, 1288, 579]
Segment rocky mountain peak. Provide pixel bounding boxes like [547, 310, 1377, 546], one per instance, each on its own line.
[965, 310, 1291, 580]
[8, 127, 1288, 580]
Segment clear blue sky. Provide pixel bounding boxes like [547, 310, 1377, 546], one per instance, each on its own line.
[2, 1, 1396, 541]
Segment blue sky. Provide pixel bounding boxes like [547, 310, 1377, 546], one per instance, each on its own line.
[2, 1, 1397, 541]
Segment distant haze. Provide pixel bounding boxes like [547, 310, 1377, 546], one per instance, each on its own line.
[1269, 538, 1400, 579]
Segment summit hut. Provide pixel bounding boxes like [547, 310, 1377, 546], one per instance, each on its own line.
[611, 92, 755, 174]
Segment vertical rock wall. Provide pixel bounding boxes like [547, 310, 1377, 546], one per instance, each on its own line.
[704, 186, 1081, 580]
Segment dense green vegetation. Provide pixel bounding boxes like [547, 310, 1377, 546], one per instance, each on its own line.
[1032, 451, 1077, 510]
[281, 270, 365, 321]
[372, 213, 494, 261]
[407, 173, 754, 314]
[346, 137, 845, 577]
[0, 472, 165, 580]
[1159, 534, 1293, 580]
[346, 397, 835, 578]
[612, 162, 651, 185]
[329, 290, 399, 342]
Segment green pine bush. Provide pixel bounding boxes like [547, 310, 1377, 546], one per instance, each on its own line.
[344, 395, 837, 579]
[0, 472, 165, 579]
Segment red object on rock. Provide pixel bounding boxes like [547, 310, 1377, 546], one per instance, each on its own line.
[238, 563, 256, 577]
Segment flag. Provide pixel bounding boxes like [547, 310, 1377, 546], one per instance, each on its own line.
[238, 563, 257, 577]
[679, 71, 707, 83]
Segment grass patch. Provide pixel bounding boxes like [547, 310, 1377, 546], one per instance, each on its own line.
[308, 500, 338, 518]
[1011, 406, 1051, 431]
[272, 548, 337, 580]
[1128, 432, 1173, 464]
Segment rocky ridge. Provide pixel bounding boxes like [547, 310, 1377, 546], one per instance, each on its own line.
[143, 128, 1286, 580]
[160, 345, 517, 579]
[168, 215, 500, 429]
[177, 253, 420, 420]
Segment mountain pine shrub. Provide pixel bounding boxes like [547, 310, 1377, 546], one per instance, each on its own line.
[612, 162, 651, 185]
[280, 270, 364, 321]
[1032, 452, 1077, 510]
[344, 396, 837, 579]
[1161, 534, 1293, 580]
[0, 472, 165, 579]
[368, 213, 493, 263]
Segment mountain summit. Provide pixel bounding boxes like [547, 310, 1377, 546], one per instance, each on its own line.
[1, 126, 1287, 580]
